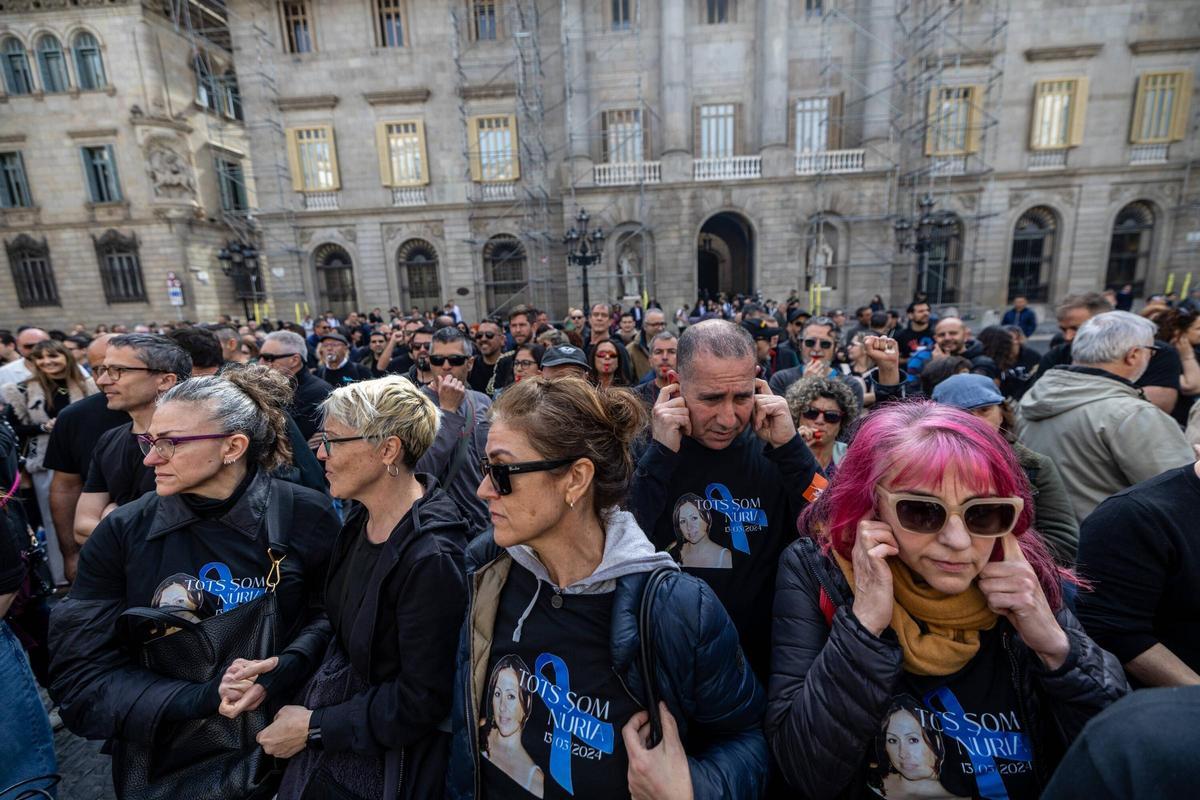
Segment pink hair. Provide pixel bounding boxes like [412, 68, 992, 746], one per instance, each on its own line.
[799, 400, 1074, 610]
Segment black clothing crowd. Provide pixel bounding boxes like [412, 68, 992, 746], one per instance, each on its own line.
[1, 286, 1199, 800]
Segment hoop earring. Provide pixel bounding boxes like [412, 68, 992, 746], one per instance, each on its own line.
[386, 463, 400, 477]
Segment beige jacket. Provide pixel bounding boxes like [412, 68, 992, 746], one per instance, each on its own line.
[2, 377, 98, 472]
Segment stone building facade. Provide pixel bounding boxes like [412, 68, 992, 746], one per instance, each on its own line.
[0, 0, 257, 329]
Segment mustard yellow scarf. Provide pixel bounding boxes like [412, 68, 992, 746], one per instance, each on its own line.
[833, 550, 997, 676]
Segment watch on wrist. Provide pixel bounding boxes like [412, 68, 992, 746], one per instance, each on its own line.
[305, 724, 323, 751]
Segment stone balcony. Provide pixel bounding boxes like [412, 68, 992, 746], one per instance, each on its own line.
[301, 191, 340, 210]
[693, 155, 762, 182]
[593, 161, 662, 186]
[391, 186, 427, 206]
[795, 149, 867, 176]
[1129, 143, 1169, 165]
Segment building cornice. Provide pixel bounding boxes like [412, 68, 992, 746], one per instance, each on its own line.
[924, 51, 996, 68]
[1024, 44, 1103, 62]
[130, 115, 193, 134]
[1129, 38, 1200, 54]
[363, 89, 432, 106]
[457, 83, 517, 100]
[0, 0, 131, 9]
[67, 128, 119, 139]
[276, 95, 339, 111]
[0, 134, 27, 144]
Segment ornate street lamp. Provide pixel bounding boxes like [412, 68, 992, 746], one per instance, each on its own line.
[563, 208, 605, 312]
[894, 194, 957, 303]
[217, 240, 262, 321]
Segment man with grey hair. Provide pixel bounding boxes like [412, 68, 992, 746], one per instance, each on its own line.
[1017, 311, 1193, 522]
[210, 326, 241, 364]
[75, 335, 192, 543]
[260, 329, 331, 442]
[630, 318, 825, 686]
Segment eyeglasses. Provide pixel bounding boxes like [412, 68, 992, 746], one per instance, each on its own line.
[94, 365, 161, 381]
[314, 432, 367, 457]
[137, 433, 232, 460]
[475, 332, 499, 340]
[801, 408, 844, 424]
[514, 359, 538, 369]
[430, 354, 470, 367]
[411, 341, 431, 351]
[480, 457, 580, 495]
[571, 314, 585, 320]
[258, 352, 298, 363]
[803, 338, 835, 350]
[877, 487, 1024, 538]
[1134, 344, 1165, 353]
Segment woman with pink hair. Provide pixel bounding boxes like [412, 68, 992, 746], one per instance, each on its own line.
[765, 401, 1127, 799]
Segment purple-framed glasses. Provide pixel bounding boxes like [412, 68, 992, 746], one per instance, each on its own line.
[137, 433, 232, 460]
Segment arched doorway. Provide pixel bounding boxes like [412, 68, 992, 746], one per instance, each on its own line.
[397, 238, 441, 315]
[313, 243, 357, 318]
[1008, 207, 1057, 302]
[696, 212, 754, 300]
[1106, 201, 1154, 295]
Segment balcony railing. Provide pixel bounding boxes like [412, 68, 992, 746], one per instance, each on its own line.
[693, 155, 762, 182]
[930, 155, 968, 176]
[593, 161, 662, 186]
[477, 182, 517, 202]
[1028, 149, 1068, 171]
[302, 191, 340, 210]
[795, 149, 866, 175]
[391, 186, 427, 207]
[1129, 143, 1169, 165]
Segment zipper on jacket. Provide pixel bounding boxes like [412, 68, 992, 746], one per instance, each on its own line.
[395, 747, 405, 798]
[612, 665, 643, 710]
[1003, 631, 1045, 791]
[465, 579, 482, 798]
[798, 540, 841, 612]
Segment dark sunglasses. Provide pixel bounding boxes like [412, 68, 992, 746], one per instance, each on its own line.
[430, 354, 470, 367]
[258, 352, 298, 363]
[801, 408, 843, 424]
[480, 457, 579, 495]
[475, 332, 499, 340]
[803, 338, 834, 350]
[877, 488, 1024, 538]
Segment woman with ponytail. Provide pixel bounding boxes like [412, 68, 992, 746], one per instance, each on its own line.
[49, 364, 339, 798]
[766, 401, 1128, 799]
[447, 377, 768, 799]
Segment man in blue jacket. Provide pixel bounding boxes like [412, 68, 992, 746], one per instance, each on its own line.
[1002, 294, 1038, 338]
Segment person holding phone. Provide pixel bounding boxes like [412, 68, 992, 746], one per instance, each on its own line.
[766, 401, 1128, 798]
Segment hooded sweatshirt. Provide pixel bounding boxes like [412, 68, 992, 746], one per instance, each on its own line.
[479, 510, 677, 799]
[1016, 366, 1193, 522]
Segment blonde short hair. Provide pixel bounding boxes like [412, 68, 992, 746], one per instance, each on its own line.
[320, 376, 441, 468]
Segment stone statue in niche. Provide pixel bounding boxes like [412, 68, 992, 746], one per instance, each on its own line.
[807, 239, 834, 287]
[146, 143, 196, 199]
[618, 241, 641, 299]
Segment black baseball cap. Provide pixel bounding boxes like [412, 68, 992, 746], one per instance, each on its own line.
[787, 308, 812, 324]
[540, 345, 590, 369]
[741, 319, 781, 341]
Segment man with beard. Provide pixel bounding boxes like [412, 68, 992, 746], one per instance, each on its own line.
[905, 316, 995, 383]
[492, 308, 535, 392]
[628, 308, 667, 382]
[376, 318, 423, 375]
[259, 330, 330, 442]
[892, 300, 934, 366]
[315, 332, 373, 385]
[402, 326, 436, 387]
[357, 330, 388, 376]
[467, 318, 508, 395]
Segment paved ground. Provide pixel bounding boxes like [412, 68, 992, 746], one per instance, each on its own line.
[39, 689, 115, 800]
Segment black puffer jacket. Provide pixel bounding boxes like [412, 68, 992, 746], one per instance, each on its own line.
[49, 470, 337, 744]
[766, 538, 1129, 799]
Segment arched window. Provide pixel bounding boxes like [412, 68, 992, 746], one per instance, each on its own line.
[313, 243, 357, 317]
[397, 238, 441, 314]
[93, 229, 147, 303]
[6, 234, 60, 308]
[920, 216, 963, 305]
[482, 235, 528, 313]
[2, 38, 34, 96]
[1008, 207, 1057, 302]
[35, 35, 69, 93]
[804, 217, 838, 291]
[1105, 201, 1154, 295]
[72, 32, 106, 90]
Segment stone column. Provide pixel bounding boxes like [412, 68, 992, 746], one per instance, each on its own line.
[563, 0, 591, 161]
[758, 0, 789, 148]
[860, 0, 895, 151]
[659, 0, 690, 181]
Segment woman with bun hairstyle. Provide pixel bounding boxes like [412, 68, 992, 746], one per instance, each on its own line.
[447, 378, 768, 800]
[766, 401, 1127, 799]
[49, 364, 339, 797]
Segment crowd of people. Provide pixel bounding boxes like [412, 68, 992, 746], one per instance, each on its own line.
[1, 284, 1199, 799]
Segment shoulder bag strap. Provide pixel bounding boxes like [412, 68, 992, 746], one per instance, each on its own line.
[638, 566, 675, 749]
[443, 393, 475, 488]
[264, 479, 294, 592]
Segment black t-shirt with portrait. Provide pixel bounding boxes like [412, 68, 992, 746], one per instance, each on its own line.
[480, 562, 637, 800]
[83, 422, 156, 506]
[41, 391, 127, 476]
[894, 324, 934, 360]
[860, 625, 1036, 800]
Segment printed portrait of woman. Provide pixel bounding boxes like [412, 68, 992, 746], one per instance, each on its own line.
[479, 654, 544, 798]
[869, 695, 968, 799]
[150, 573, 211, 623]
[672, 493, 732, 569]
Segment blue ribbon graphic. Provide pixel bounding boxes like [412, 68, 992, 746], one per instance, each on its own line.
[923, 687, 1032, 800]
[705, 483, 767, 554]
[534, 653, 614, 795]
[197, 561, 265, 611]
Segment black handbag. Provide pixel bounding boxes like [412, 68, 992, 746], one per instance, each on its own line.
[114, 481, 295, 800]
[637, 566, 675, 749]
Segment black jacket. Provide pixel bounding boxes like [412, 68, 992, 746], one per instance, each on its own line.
[312, 476, 468, 799]
[49, 471, 338, 744]
[766, 538, 1129, 798]
[447, 531, 769, 800]
[290, 368, 332, 442]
